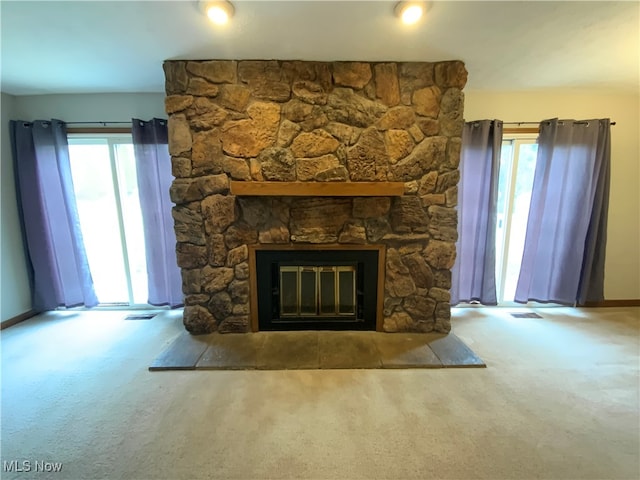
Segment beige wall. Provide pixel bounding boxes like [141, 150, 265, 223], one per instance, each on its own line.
[465, 89, 640, 300]
[13, 92, 166, 121]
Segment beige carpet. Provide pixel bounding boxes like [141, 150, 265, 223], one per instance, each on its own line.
[1, 307, 638, 479]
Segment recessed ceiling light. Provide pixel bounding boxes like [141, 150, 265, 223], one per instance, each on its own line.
[394, 1, 427, 25]
[200, 1, 234, 25]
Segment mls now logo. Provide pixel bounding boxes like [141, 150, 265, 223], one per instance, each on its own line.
[3, 460, 63, 473]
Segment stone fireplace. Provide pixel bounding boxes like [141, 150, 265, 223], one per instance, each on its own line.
[164, 60, 466, 334]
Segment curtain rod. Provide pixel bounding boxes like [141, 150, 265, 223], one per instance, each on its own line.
[503, 121, 616, 126]
[65, 121, 131, 126]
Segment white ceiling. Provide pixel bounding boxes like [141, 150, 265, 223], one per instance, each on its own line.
[1, 0, 638, 96]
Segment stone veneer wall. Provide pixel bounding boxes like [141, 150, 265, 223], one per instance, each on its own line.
[163, 60, 466, 334]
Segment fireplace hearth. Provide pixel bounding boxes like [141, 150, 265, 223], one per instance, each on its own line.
[253, 247, 381, 331]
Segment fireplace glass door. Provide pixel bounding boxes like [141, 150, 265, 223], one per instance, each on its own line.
[255, 249, 378, 331]
[280, 266, 356, 318]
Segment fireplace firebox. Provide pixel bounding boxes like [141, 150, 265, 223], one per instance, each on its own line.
[251, 246, 383, 331]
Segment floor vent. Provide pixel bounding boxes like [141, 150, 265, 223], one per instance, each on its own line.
[125, 313, 157, 321]
[510, 312, 543, 319]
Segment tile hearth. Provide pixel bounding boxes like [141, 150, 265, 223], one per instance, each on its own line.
[149, 331, 485, 370]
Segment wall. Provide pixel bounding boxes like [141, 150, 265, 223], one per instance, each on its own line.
[164, 60, 467, 334]
[465, 89, 640, 300]
[1, 93, 32, 321]
[12, 92, 166, 122]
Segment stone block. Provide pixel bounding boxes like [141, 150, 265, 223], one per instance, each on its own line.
[258, 224, 290, 244]
[391, 136, 447, 182]
[170, 174, 229, 205]
[429, 287, 451, 302]
[188, 98, 228, 130]
[412, 86, 441, 118]
[183, 305, 217, 334]
[171, 156, 192, 178]
[208, 291, 233, 320]
[176, 243, 207, 269]
[435, 170, 460, 193]
[259, 147, 296, 181]
[440, 88, 464, 114]
[181, 268, 201, 294]
[428, 226, 458, 243]
[365, 218, 391, 242]
[165, 95, 194, 114]
[403, 295, 436, 321]
[223, 156, 250, 180]
[315, 166, 349, 182]
[424, 240, 456, 270]
[218, 316, 250, 333]
[347, 127, 389, 181]
[184, 294, 211, 306]
[235, 262, 249, 280]
[168, 114, 192, 155]
[218, 84, 251, 111]
[376, 106, 416, 131]
[433, 269, 452, 289]
[186, 78, 220, 97]
[402, 252, 434, 289]
[224, 223, 258, 249]
[374, 63, 400, 106]
[221, 102, 280, 158]
[202, 194, 236, 234]
[207, 234, 227, 267]
[229, 279, 250, 304]
[416, 118, 440, 136]
[290, 198, 351, 239]
[201, 266, 234, 293]
[296, 155, 341, 181]
[383, 311, 413, 332]
[389, 196, 429, 233]
[187, 60, 237, 84]
[238, 60, 281, 83]
[277, 120, 301, 147]
[292, 81, 328, 105]
[332, 62, 372, 88]
[399, 63, 435, 104]
[428, 205, 457, 227]
[226, 245, 248, 267]
[326, 88, 387, 128]
[164, 61, 188, 94]
[338, 222, 367, 244]
[191, 130, 224, 176]
[385, 129, 414, 163]
[173, 204, 205, 245]
[353, 197, 391, 218]
[434, 61, 468, 88]
[291, 130, 340, 158]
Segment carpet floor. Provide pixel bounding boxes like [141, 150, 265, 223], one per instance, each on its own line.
[1, 306, 638, 479]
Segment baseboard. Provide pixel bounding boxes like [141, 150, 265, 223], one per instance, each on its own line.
[580, 299, 640, 307]
[1, 310, 38, 330]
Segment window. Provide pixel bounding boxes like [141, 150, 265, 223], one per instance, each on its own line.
[496, 133, 538, 303]
[68, 134, 148, 305]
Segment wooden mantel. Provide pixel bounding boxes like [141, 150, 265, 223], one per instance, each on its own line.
[230, 181, 405, 197]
